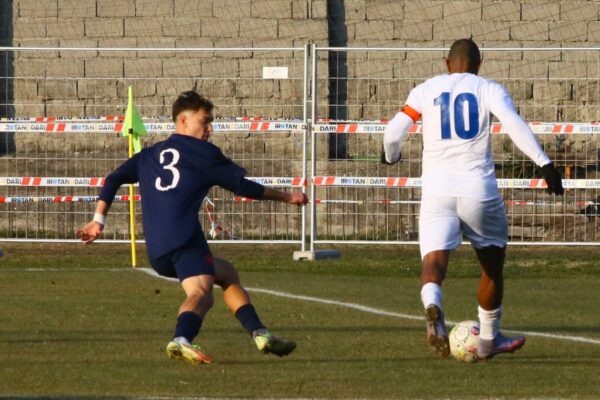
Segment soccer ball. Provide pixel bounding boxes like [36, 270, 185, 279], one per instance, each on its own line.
[449, 320, 480, 363]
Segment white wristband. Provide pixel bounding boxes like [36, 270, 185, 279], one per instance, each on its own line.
[93, 213, 106, 226]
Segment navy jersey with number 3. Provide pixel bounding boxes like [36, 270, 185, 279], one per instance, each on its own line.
[98, 134, 264, 260]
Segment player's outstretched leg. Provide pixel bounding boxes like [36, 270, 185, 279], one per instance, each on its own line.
[478, 332, 525, 359]
[425, 304, 450, 358]
[166, 274, 215, 365]
[214, 256, 296, 357]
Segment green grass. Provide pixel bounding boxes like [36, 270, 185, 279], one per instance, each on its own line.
[0, 243, 599, 399]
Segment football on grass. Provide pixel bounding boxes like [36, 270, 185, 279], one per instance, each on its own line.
[449, 320, 480, 363]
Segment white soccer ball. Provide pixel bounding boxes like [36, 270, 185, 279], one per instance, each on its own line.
[449, 320, 480, 363]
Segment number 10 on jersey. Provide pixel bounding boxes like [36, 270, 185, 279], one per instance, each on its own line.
[434, 92, 479, 140]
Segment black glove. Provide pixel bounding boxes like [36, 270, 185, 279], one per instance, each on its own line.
[541, 163, 564, 195]
[381, 146, 401, 165]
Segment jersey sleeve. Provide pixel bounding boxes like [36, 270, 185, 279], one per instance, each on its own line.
[98, 152, 141, 205]
[402, 85, 423, 122]
[211, 148, 265, 199]
[487, 81, 551, 167]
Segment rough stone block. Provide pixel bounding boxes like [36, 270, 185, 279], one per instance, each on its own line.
[509, 60, 548, 79]
[443, 1, 481, 21]
[37, 80, 77, 100]
[394, 20, 433, 40]
[548, 61, 588, 79]
[163, 58, 203, 78]
[46, 100, 85, 117]
[47, 19, 85, 38]
[85, 19, 123, 37]
[85, 59, 123, 78]
[58, 0, 96, 18]
[46, 59, 84, 78]
[252, 0, 292, 19]
[214, 0, 252, 18]
[59, 38, 99, 58]
[239, 18, 278, 38]
[124, 58, 163, 78]
[472, 21, 510, 41]
[404, 42, 445, 60]
[510, 22, 548, 41]
[521, 42, 561, 62]
[137, 37, 176, 58]
[156, 79, 194, 97]
[561, 2, 598, 21]
[433, 21, 471, 40]
[14, 39, 59, 59]
[175, 38, 215, 58]
[124, 18, 160, 37]
[479, 60, 511, 79]
[235, 80, 276, 98]
[12, 79, 39, 101]
[311, 0, 326, 18]
[482, 1, 519, 21]
[212, 39, 253, 57]
[292, 0, 308, 19]
[118, 80, 158, 98]
[533, 81, 572, 102]
[588, 21, 600, 42]
[77, 79, 118, 99]
[174, 0, 213, 17]
[404, 0, 443, 21]
[97, 0, 135, 17]
[549, 21, 588, 42]
[14, 18, 46, 38]
[19, 0, 58, 17]
[12, 59, 46, 77]
[202, 18, 240, 38]
[355, 21, 394, 40]
[278, 20, 327, 39]
[522, 3, 560, 21]
[201, 59, 240, 78]
[479, 41, 523, 61]
[136, 0, 174, 17]
[163, 17, 202, 37]
[98, 38, 138, 58]
[366, 0, 402, 20]
[346, 0, 366, 21]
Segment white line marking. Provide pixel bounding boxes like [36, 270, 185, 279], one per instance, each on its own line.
[6, 267, 600, 346]
[134, 268, 600, 346]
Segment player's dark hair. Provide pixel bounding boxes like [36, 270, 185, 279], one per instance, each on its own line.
[172, 91, 214, 122]
[447, 39, 481, 74]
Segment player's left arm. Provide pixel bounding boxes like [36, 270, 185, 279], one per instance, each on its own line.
[489, 83, 564, 195]
[76, 154, 141, 243]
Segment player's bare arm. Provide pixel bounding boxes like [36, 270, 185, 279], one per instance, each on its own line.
[260, 188, 308, 206]
[76, 200, 110, 244]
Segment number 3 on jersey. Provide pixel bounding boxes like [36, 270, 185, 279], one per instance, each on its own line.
[434, 92, 479, 140]
[155, 148, 180, 191]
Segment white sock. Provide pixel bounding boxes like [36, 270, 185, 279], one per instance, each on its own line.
[421, 282, 442, 310]
[478, 305, 502, 341]
[173, 336, 191, 346]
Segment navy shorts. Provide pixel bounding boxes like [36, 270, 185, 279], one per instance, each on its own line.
[149, 234, 215, 281]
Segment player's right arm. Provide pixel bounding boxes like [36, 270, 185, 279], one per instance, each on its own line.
[76, 153, 141, 243]
[488, 82, 564, 195]
[383, 89, 422, 164]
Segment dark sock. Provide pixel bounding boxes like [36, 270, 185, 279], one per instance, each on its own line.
[235, 304, 266, 335]
[174, 311, 203, 343]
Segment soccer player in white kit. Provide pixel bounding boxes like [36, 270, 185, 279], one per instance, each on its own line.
[383, 39, 564, 359]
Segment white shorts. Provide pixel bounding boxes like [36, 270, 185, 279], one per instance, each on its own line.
[419, 195, 508, 259]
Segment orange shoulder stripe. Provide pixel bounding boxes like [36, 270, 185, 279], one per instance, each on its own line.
[400, 105, 421, 123]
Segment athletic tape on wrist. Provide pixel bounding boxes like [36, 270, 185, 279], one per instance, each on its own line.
[93, 213, 106, 226]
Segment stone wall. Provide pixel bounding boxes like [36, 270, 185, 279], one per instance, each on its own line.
[5, 0, 600, 120]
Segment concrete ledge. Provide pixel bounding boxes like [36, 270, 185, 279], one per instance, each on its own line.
[293, 249, 341, 261]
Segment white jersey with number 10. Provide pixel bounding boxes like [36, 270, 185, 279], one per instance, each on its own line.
[396, 73, 550, 200]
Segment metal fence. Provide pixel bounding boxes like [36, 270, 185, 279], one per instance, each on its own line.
[1, 45, 599, 250]
[0, 46, 309, 248]
[309, 46, 600, 249]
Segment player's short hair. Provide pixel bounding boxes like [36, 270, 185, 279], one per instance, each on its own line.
[172, 91, 214, 122]
[447, 39, 481, 72]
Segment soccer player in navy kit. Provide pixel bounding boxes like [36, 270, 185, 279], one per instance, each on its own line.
[77, 91, 308, 364]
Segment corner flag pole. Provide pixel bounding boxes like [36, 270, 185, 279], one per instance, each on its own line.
[128, 127, 137, 268]
[121, 85, 147, 268]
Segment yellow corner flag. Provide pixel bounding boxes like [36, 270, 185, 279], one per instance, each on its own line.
[121, 86, 147, 154]
[120, 86, 146, 268]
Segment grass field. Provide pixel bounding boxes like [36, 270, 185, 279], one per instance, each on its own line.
[0, 243, 599, 399]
